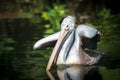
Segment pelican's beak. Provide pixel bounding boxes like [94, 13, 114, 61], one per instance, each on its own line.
[46, 29, 68, 71]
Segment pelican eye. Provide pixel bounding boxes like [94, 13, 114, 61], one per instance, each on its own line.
[65, 25, 69, 30]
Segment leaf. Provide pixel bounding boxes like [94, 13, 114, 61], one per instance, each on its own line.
[42, 12, 49, 20]
[44, 29, 54, 34]
[45, 24, 50, 28]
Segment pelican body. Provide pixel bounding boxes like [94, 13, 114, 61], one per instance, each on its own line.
[33, 16, 101, 71]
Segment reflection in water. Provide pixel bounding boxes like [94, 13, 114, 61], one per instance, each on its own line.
[47, 70, 56, 80]
[57, 65, 92, 80]
[47, 65, 102, 80]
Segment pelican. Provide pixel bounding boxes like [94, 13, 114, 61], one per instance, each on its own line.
[33, 16, 101, 71]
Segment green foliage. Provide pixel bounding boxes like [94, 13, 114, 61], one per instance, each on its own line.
[92, 8, 120, 35]
[92, 8, 120, 36]
[18, 1, 69, 37]
[92, 8, 112, 33]
[42, 4, 68, 36]
[91, 8, 120, 52]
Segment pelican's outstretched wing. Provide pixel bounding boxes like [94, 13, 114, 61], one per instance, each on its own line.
[76, 25, 100, 50]
[33, 32, 60, 50]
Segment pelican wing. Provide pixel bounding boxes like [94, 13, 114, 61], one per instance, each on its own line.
[76, 24, 100, 50]
[33, 32, 60, 50]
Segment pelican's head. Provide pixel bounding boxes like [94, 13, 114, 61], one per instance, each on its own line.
[56, 16, 76, 49]
[57, 15, 76, 42]
[61, 16, 76, 30]
[54, 15, 76, 55]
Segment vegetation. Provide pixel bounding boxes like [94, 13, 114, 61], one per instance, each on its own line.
[91, 8, 120, 52]
[42, 4, 68, 36]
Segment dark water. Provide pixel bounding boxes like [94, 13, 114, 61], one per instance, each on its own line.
[0, 51, 120, 80]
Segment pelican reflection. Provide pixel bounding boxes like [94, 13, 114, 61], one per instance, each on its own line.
[47, 65, 97, 80]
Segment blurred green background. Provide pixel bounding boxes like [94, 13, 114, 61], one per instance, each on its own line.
[0, 0, 120, 80]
